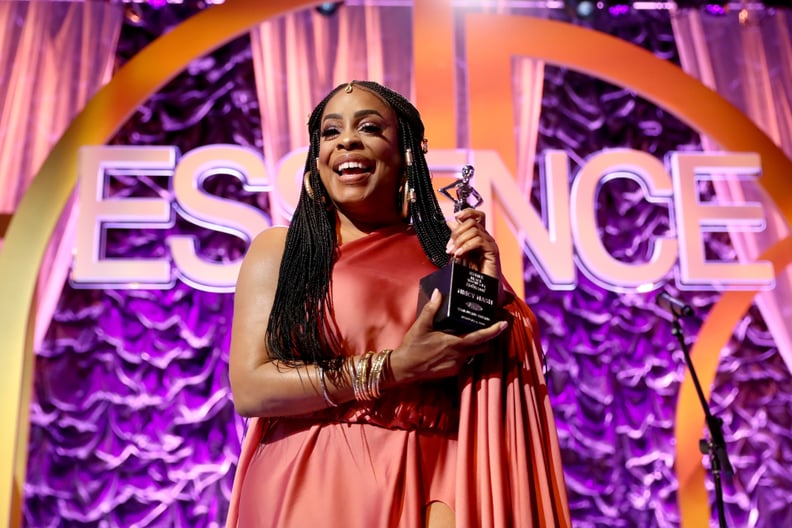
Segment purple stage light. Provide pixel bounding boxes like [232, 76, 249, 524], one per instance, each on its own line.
[704, 3, 727, 15]
[609, 4, 631, 15]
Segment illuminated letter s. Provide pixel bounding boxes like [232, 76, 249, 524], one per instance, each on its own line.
[169, 144, 270, 292]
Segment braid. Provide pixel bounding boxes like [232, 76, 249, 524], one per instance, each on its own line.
[355, 81, 451, 267]
[266, 89, 342, 366]
[396, 116, 449, 266]
[266, 81, 450, 365]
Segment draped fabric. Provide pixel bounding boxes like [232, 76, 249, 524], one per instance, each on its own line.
[0, 0, 122, 349]
[456, 294, 571, 527]
[671, 9, 792, 376]
[226, 227, 570, 527]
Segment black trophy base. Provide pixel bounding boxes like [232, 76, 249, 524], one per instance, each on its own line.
[416, 259, 499, 334]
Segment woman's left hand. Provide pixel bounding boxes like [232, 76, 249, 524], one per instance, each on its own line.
[445, 208, 501, 280]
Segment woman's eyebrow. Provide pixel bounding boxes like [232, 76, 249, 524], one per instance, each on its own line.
[322, 109, 385, 122]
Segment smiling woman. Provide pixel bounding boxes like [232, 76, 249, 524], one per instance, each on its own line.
[225, 80, 571, 527]
[316, 88, 405, 232]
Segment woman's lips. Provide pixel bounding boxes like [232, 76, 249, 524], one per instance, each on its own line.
[337, 170, 371, 184]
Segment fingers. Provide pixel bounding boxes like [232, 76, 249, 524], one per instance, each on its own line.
[454, 208, 485, 227]
[447, 209, 490, 243]
[416, 288, 442, 328]
[398, 304, 507, 383]
[447, 230, 488, 258]
[460, 320, 509, 347]
[446, 210, 500, 274]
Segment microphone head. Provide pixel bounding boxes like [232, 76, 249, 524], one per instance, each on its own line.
[656, 291, 694, 318]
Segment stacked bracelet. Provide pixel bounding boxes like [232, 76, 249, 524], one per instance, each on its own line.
[349, 349, 392, 402]
[368, 349, 390, 399]
[321, 350, 393, 406]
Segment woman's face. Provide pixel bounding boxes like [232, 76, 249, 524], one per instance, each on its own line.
[316, 88, 404, 222]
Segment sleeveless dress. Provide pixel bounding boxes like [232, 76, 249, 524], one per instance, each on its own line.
[227, 225, 571, 527]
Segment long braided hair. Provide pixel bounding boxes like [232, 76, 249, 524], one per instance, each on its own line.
[266, 81, 451, 366]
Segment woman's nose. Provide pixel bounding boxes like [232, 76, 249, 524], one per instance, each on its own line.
[337, 128, 362, 149]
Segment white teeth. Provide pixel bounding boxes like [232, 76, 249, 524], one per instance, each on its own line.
[337, 161, 368, 172]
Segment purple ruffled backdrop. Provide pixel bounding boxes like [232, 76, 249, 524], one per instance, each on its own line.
[23, 4, 792, 528]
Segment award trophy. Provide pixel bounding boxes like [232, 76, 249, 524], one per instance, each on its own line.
[416, 165, 500, 334]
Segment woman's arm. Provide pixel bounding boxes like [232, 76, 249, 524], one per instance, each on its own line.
[228, 227, 353, 417]
[229, 227, 508, 419]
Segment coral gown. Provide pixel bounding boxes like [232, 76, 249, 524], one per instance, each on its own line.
[226, 225, 571, 527]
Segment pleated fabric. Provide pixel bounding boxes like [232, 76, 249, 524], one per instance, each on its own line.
[226, 225, 570, 527]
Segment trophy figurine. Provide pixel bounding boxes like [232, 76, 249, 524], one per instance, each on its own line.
[416, 165, 500, 334]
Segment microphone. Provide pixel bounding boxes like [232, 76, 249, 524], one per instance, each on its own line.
[656, 291, 693, 317]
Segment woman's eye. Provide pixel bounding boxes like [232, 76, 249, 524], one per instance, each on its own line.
[359, 122, 382, 134]
[321, 126, 339, 138]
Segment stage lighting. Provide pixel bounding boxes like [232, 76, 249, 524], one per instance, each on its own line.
[703, 1, 728, 15]
[124, 4, 144, 24]
[315, 2, 343, 16]
[606, 0, 632, 16]
[565, 0, 597, 19]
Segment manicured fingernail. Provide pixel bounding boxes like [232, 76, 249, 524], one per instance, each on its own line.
[431, 288, 440, 301]
[499, 321, 508, 331]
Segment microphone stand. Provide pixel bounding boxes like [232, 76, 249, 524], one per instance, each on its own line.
[670, 309, 733, 528]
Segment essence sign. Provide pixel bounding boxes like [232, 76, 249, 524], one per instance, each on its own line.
[73, 144, 773, 294]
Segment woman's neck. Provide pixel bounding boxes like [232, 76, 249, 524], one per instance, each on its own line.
[335, 211, 407, 244]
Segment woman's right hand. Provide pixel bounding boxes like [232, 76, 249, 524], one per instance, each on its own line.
[388, 289, 508, 384]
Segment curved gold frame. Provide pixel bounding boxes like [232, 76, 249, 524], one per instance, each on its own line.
[1, 3, 790, 526]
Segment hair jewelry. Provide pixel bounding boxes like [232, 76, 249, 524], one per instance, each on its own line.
[405, 148, 414, 167]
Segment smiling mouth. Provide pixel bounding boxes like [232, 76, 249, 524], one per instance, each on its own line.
[335, 160, 373, 177]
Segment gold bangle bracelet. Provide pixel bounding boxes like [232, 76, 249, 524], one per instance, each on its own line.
[368, 349, 390, 399]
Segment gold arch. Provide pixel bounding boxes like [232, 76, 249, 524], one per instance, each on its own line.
[1, 3, 791, 527]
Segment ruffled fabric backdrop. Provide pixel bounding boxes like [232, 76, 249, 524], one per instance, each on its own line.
[12, 3, 792, 527]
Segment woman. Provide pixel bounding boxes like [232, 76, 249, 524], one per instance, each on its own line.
[226, 81, 570, 527]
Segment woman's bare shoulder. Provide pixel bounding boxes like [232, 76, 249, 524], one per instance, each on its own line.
[252, 225, 287, 246]
[246, 226, 288, 258]
[238, 226, 288, 280]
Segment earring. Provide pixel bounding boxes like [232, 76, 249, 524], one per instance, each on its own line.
[305, 170, 333, 210]
[303, 172, 315, 199]
[401, 182, 415, 220]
